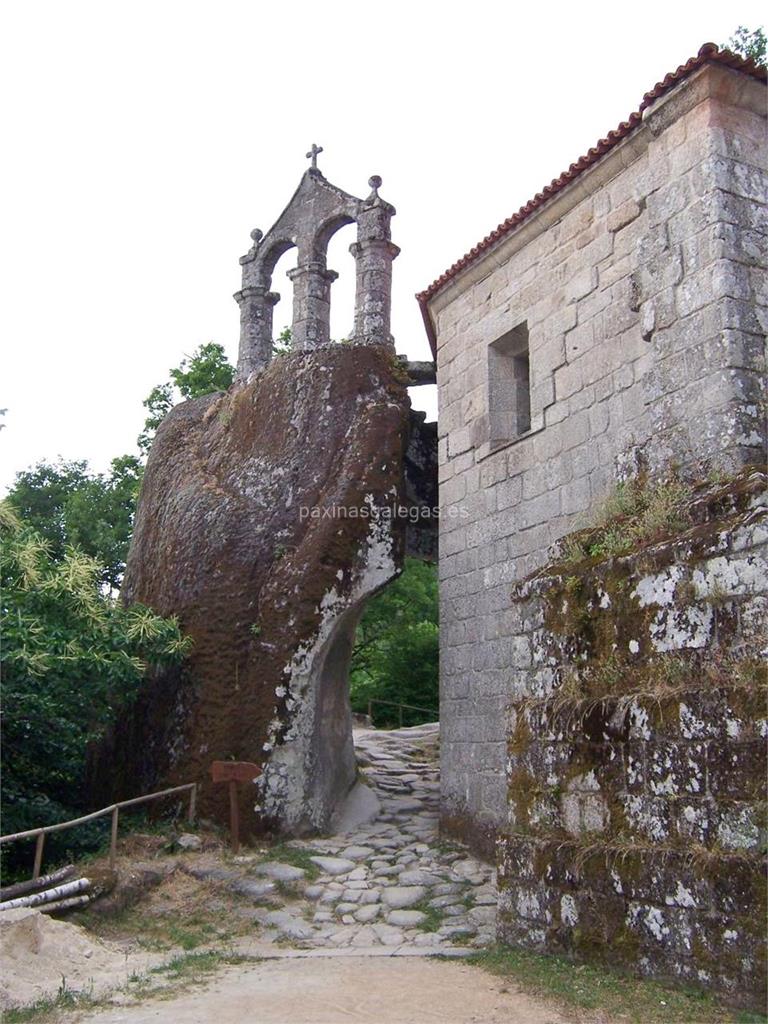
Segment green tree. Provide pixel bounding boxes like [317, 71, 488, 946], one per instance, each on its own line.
[8, 344, 235, 588]
[273, 326, 292, 355]
[723, 26, 766, 67]
[137, 383, 174, 456]
[169, 341, 235, 398]
[138, 342, 235, 455]
[349, 558, 439, 726]
[7, 456, 143, 591]
[0, 502, 191, 864]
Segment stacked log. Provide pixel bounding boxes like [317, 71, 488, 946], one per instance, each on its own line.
[0, 866, 94, 914]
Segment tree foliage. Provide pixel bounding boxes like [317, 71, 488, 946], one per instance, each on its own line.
[0, 502, 191, 862]
[137, 383, 175, 457]
[6, 456, 143, 591]
[273, 326, 292, 355]
[138, 342, 235, 454]
[723, 25, 766, 67]
[7, 344, 236, 589]
[349, 558, 438, 726]
[169, 341, 235, 399]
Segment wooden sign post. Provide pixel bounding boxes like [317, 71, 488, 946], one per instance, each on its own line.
[210, 761, 261, 854]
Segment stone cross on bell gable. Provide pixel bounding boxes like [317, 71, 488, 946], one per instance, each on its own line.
[234, 154, 399, 379]
[306, 143, 323, 170]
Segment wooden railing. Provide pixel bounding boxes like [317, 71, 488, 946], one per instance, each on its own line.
[0, 783, 197, 880]
[366, 698, 438, 728]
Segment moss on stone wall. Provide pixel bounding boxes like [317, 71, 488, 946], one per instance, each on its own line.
[500, 466, 768, 1007]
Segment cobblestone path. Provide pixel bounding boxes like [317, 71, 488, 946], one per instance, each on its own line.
[79, 728, 576, 1023]
[209, 723, 497, 952]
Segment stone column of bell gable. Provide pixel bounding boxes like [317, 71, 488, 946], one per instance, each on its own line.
[287, 261, 338, 350]
[349, 238, 400, 347]
[350, 180, 398, 348]
[234, 285, 280, 378]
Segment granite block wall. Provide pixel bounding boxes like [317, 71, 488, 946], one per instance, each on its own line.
[431, 62, 767, 850]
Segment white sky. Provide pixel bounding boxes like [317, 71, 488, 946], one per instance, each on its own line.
[1, 1, 763, 492]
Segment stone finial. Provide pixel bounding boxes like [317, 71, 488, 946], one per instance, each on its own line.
[367, 175, 382, 199]
[247, 228, 263, 256]
[306, 143, 324, 170]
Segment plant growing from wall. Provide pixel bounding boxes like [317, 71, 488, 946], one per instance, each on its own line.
[561, 476, 693, 563]
[723, 25, 766, 67]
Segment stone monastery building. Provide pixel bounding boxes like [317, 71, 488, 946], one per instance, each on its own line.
[418, 44, 767, 997]
[419, 43, 766, 846]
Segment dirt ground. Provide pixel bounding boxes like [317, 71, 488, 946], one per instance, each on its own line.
[77, 955, 570, 1024]
[0, 906, 145, 1010]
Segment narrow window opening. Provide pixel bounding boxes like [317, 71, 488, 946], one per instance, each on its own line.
[488, 322, 531, 445]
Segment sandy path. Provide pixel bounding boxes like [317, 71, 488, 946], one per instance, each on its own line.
[77, 955, 569, 1024]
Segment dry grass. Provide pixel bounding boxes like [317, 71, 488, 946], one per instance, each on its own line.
[517, 653, 767, 735]
[561, 476, 695, 564]
[78, 867, 261, 951]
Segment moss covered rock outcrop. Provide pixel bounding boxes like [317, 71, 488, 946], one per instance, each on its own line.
[89, 345, 413, 838]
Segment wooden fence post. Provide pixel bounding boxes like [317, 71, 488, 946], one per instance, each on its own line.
[228, 781, 239, 854]
[32, 833, 45, 880]
[109, 806, 119, 869]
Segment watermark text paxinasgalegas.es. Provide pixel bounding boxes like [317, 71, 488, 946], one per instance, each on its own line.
[299, 504, 468, 523]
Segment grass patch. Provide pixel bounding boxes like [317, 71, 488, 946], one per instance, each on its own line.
[433, 839, 464, 857]
[148, 949, 253, 981]
[561, 476, 694, 564]
[3, 982, 101, 1023]
[79, 903, 239, 951]
[411, 899, 445, 932]
[256, 843, 323, 881]
[274, 879, 304, 900]
[469, 945, 767, 1024]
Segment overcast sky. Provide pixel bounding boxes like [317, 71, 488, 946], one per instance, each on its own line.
[1, 1, 763, 491]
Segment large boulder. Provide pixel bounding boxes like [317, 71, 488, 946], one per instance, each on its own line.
[89, 344, 412, 837]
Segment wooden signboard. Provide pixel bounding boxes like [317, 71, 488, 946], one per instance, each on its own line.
[210, 761, 261, 853]
[211, 761, 262, 785]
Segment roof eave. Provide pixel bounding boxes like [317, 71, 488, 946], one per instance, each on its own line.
[415, 44, 767, 357]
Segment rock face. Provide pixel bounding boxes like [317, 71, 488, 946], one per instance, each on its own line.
[89, 344, 412, 837]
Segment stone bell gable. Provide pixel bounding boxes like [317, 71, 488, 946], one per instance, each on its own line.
[235, 150, 399, 378]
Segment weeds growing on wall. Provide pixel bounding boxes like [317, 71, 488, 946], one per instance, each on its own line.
[516, 651, 766, 735]
[561, 476, 694, 563]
